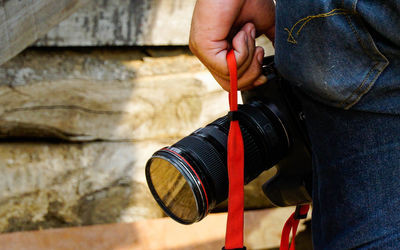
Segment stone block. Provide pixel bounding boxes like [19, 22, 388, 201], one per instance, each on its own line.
[0, 141, 169, 232]
[0, 48, 227, 141]
[35, 0, 197, 46]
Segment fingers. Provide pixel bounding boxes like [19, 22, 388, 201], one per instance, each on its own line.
[236, 46, 266, 90]
[210, 46, 267, 91]
[209, 47, 267, 92]
[230, 23, 267, 90]
[191, 21, 268, 92]
[232, 23, 255, 77]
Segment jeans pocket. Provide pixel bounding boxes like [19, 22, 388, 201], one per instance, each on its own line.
[275, 0, 389, 109]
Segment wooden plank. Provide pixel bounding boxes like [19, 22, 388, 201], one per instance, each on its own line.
[0, 141, 165, 233]
[0, 208, 311, 250]
[0, 48, 221, 142]
[35, 0, 197, 47]
[0, 0, 91, 65]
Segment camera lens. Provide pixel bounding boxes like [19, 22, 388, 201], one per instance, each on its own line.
[145, 100, 291, 224]
[146, 149, 209, 224]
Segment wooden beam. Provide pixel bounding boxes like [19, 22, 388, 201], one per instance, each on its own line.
[35, 0, 197, 47]
[0, 208, 309, 250]
[0, 0, 91, 65]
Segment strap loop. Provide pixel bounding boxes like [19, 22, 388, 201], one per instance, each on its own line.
[280, 204, 310, 250]
[294, 204, 310, 220]
[224, 50, 246, 250]
[228, 111, 239, 121]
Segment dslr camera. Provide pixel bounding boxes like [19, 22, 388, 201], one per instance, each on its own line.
[145, 56, 312, 224]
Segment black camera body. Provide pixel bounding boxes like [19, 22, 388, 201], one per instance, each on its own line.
[243, 56, 312, 207]
[145, 56, 312, 225]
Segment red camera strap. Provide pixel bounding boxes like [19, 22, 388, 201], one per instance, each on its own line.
[224, 50, 245, 250]
[280, 204, 310, 250]
[224, 50, 309, 250]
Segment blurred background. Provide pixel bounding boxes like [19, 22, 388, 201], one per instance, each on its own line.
[0, 0, 310, 249]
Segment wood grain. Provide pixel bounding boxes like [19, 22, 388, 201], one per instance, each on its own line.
[35, 0, 196, 47]
[0, 0, 91, 65]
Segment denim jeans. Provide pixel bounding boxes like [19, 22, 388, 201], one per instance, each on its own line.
[274, 0, 400, 249]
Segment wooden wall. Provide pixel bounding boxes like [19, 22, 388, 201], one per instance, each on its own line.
[36, 0, 197, 47]
[0, 0, 91, 65]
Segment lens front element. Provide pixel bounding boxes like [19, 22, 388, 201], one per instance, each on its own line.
[146, 150, 208, 224]
[148, 157, 198, 223]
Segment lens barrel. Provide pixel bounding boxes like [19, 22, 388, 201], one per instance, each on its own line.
[145, 100, 291, 224]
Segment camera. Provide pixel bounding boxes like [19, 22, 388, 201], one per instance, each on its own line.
[145, 56, 312, 225]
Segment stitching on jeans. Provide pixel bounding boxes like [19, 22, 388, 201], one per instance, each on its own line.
[339, 63, 377, 107]
[339, 14, 387, 107]
[340, 15, 373, 104]
[344, 66, 384, 109]
[344, 15, 376, 60]
[284, 8, 352, 44]
[341, 0, 358, 12]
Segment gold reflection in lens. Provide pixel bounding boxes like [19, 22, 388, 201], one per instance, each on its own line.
[149, 157, 198, 223]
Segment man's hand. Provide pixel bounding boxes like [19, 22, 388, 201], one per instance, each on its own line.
[189, 0, 275, 91]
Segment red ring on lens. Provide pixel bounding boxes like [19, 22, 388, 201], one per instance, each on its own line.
[163, 147, 209, 214]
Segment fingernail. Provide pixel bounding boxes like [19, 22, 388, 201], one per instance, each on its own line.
[254, 75, 267, 86]
[257, 52, 263, 65]
[251, 28, 256, 40]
